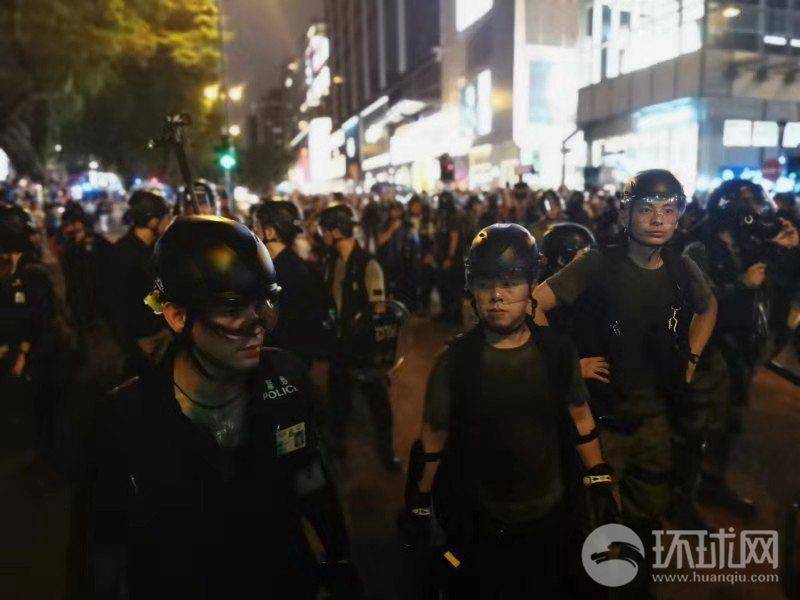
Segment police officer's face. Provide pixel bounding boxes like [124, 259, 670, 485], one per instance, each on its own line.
[628, 199, 679, 245]
[472, 275, 531, 332]
[192, 299, 277, 371]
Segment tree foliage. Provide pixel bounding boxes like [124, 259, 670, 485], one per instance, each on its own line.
[0, 0, 221, 179]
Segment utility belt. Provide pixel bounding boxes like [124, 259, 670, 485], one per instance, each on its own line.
[471, 502, 566, 543]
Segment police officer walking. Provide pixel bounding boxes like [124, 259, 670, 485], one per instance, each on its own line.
[534, 170, 718, 593]
[317, 204, 401, 471]
[90, 215, 362, 599]
[402, 224, 619, 598]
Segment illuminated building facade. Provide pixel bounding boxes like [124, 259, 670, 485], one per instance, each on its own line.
[578, 0, 800, 195]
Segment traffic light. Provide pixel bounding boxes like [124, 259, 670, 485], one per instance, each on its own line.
[215, 136, 237, 172]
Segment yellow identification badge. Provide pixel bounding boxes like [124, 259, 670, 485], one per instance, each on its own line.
[276, 422, 306, 456]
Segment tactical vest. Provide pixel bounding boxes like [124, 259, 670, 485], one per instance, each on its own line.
[570, 245, 693, 405]
[336, 244, 372, 338]
[432, 323, 579, 544]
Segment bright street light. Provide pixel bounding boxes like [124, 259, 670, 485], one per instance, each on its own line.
[203, 83, 220, 101]
[228, 124, 241, 137]
[89, 160, 99, 170]
[228, 85, 245, 102]
[54, 144, 63, 153]
[285, 77, 293, 88]
[722, 6, 741, 18]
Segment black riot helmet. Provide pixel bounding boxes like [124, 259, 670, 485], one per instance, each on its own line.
[61, 202, 91, 228]
[126, 189, 170, 227]
[541, 223, 596, 278]
[0, 204, 33, 253]
[705, 178, 781, 239]
[0, 202, 36, 235]
[464, 223, 541, 289]
[318, 204, 357, 238]
[622, 169, 687, 214]
[152, 216, 281, 313]
[254, 200, 303, 244]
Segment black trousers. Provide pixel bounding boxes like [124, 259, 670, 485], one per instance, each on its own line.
[327, 359, 394, 457]
[444, 505, 570, 599]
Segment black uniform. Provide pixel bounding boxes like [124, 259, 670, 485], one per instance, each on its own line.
[326, 243, 396, 466]
[91, 345, 330, 599]
[62, 232, 114, 331]
[269, 247, 333, 363]
[108, 230, 164, 369]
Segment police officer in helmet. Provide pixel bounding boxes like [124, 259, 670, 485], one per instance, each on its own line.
[318, 204, 401, 471]
[403, 224, 618, 597]
[253, 200, 331, 363]
[682, 179, 798, 521]
[108, 190, 173, 371]
[534, 169, 718, 592]
[90, 215, 361, 599]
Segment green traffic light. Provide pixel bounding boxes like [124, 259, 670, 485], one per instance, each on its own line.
[219, 153, 236, 171]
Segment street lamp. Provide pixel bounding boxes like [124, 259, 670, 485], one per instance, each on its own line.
[228, 124, 241, 137]
[228, 85, 245, 103]
[722, 6, 741, 19]
[203, 83, 220, 101]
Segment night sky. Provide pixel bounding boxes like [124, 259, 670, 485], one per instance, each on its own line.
[220, 0, 324, 123]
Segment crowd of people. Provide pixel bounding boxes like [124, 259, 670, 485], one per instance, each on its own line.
[1, 171, 800, 598]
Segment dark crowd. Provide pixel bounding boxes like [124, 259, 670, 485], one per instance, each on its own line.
[1, 171, 800, 599]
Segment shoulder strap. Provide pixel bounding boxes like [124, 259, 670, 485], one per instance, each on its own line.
[661, 245, 693, 311]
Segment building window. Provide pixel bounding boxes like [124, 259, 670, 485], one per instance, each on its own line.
[456, 0, 493, 32]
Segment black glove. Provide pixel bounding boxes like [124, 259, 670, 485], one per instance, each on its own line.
[397, 491, 432, 549]
[319, 558, 365, 599]
[583, 463, 620, 530]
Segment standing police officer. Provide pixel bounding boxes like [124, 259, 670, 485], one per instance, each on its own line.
[317, 204, 400, 471]
[0, 204, 57, 444]
[108, 190, 172, 372]
[402, 224, 617, 598]
[253, 200, 332, 363]
[90, 215, 361, 599]
[534, 170, 717, 591]
[682, 179, 797, 519]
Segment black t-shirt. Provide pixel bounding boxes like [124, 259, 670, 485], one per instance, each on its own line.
[424, 336, 588, 523]
[545, 248, 713, 415]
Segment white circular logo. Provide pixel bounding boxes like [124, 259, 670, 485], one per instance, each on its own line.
[581, 524, 645, 588]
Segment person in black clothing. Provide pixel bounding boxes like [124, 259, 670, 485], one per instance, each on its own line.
[434, 192, 466, 324]
[89, 215, 361, 599]
[401, 224, 618, 599]
[318, 204, 401, 471]
[408, 195, 436, 314]
[253, 200, 333, 363]
[60, 204, 114, 333]
[108, 190, 172, 373]
[0, 204, 58, 444]
[539, 223, 612, 402]
[682, 179, 798, 522]
[377, 200, 421, 310]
